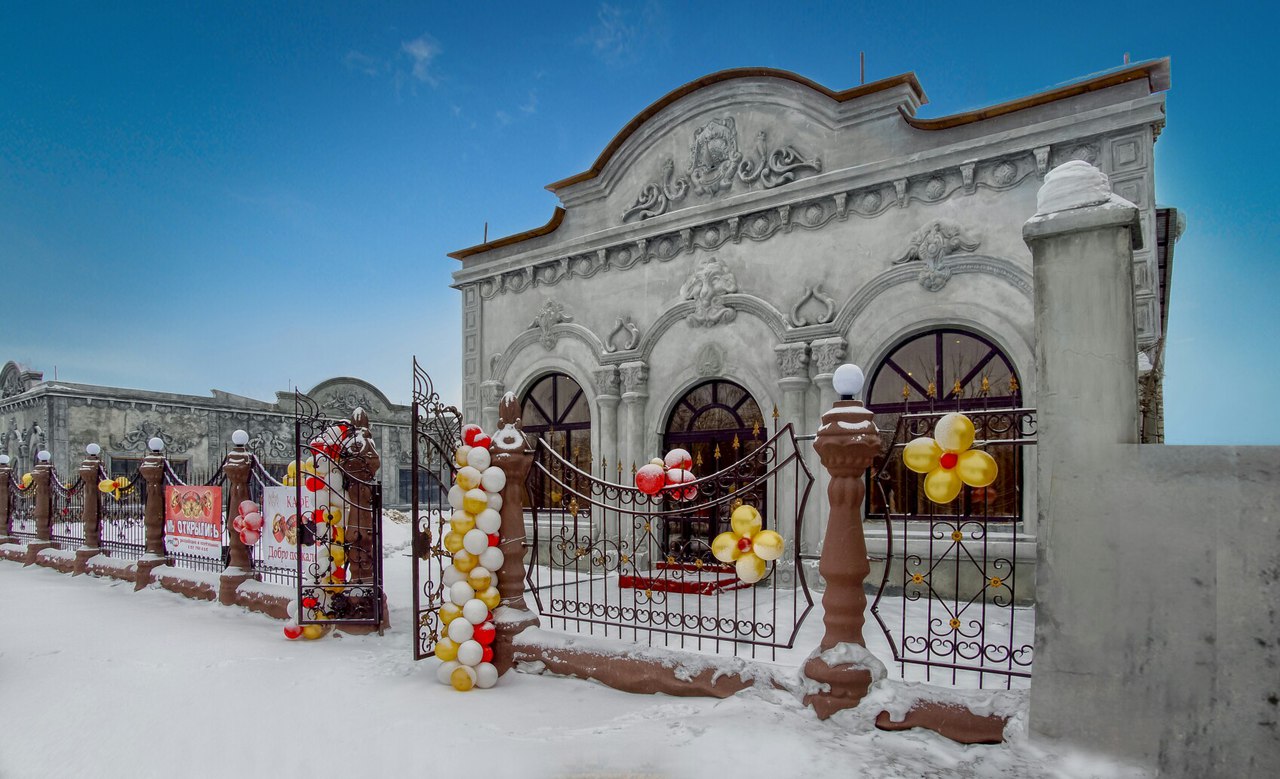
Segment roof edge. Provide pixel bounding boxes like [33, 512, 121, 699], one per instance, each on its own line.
[901, 58, 1170, 131]
[449, 207, 567, 261]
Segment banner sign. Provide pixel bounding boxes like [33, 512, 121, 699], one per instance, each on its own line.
[164, 485, 223, 560]
[262, 486, 319, 570]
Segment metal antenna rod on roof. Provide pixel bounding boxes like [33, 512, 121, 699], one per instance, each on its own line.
[860, 51, 865, 85]
[484, 222, 488, 243]
[1124, 52, 1130, 65]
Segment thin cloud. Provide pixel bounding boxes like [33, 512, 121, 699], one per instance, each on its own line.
[581, 4, 637, 64]
[520, 90, 538, 114]
[495, 110, 512, 126]
[401, 33, 442, 85]
[342, 50, 382, 76]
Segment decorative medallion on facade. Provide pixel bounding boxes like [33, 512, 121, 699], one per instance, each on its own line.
[623, 117, 822, 222]
[679, 256, 739, 327]
[604, 316, 641, 353]
[110, 421, 198, 454]
[695, 343, 726, 377]
[892, 219, 982, 292]
[530, 299, 574, 350]
[789, 284, 836, 327]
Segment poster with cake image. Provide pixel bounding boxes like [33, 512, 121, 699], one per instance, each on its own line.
[164, 485, 224, 560]
[262, 486, 321, 570]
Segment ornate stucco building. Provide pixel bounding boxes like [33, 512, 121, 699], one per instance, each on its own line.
[0, 361, 421, 505]
[449, 60, 1179, 559]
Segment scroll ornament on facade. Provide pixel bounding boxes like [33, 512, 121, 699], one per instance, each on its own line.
[892, 219, 982, 292]
[435, 423, 505, 691]
[789, 284, 836, 327]
[680, 256, 738, 327]
[531, 299, 574, 350]
[604, 316, 641, 353]
[624, 117, 822, 221]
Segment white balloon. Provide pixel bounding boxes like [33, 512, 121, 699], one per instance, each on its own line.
[457, 639, 483, 667]
[486, 492, 502, 512]
[457, 466, 483, 490]
[475, 508, 501, 534]
[463, 528, 489, 556]
[449, 581, 476, 606]
[462, 598, 489, 625]
[448, 485, 464, 510]
[475, 662, 498, 689]
[447, 617, 474, 644]
[466, 446, 491, 472]
[480, 466, 506, 493]
[436, 660, 460, 686]
[442, 565, 465, 586]
[479, 546, 505, 571]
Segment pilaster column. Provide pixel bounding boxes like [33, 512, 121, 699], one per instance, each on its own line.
[775, 344, 810, 557]
[619, 361, 649, 474]
[480, 380, 505, 435]
[807, 337, 848, 554]
[593, 366, 620, 478]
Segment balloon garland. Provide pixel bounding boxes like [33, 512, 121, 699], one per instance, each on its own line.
[435, 423, 504, 692]
[284, 422, 351, 641]
[712, 503, 785, 583]
[232, 500, 265, 546]
[17, 472, 33, 490]
[97, 475, 131, 499]
[901, 412, 998, 504]
[634, 447, 698, 500]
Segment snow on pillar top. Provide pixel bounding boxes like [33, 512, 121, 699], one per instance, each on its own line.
[1035, 160, 1135, 216]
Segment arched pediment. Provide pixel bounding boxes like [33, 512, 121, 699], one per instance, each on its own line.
[1, 361, 38, 400]
[305, 377, 397, 417]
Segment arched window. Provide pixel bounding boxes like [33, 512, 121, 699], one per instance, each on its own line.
[866, 329, 1023, 521]
[520, 373, 592, 507]
[662, 380, 767, 550]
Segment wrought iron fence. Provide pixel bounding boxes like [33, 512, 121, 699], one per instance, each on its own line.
[99, 466, 146, 557]
[246, 455, 296, 586]
[526, 424, 815, 660]
[870, 407, 1036, 688]
[49, 469, 88, 550]
[164, 463, 229, 574]
[8, 471, 37, 539]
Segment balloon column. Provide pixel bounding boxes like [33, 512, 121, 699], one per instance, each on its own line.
[284, 422, 351, 641]
[97, 475, 131, 499]
[712, 503, 785, 583]
[901, 412, 998, 504]
[232, 500, 265, 546]
[634, 448, 698, 500]
[434, 423, 505, 691]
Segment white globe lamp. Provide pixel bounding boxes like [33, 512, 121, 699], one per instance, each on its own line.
[232, 429, 250, 447]
[86, 443, 101, 456]
[832, 363, 865, 400]
[147, 437, 164, 453]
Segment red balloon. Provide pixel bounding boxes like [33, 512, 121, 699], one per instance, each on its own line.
[474, 621, 496, 646]
[635, 464, 666, 495]
[664, 469, 698, 501]
[283, 623, 302, 640]
[664, 449, 693, 471]
[482, 646, 494, 664]
[487, 533, 501, 547]
[302, 596, 318, 609]
[462, 424, 484, 447]
[472, 433, 492, 450]
[304, 476, 324, 493]
[331, 566, 347, 583]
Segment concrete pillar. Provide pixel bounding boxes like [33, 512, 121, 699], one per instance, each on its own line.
[1022, 161, 1142, 742]
[592, 366, 620, 478]
[775, 343, 810, 561]
[808, 337, 847, 557]
[74, 447, 104, 573]
[33, 456, 53, 543]
[135, 446, 170, 588]
[619, 361, 649, 474]
[490, 392, 539, 676]
[480, 380, 505, 436]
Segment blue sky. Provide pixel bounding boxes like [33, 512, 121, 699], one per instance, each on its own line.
[1, 1, 1275, 444]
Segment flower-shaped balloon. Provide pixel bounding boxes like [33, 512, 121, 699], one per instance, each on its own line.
[18, 473, 33, 490]
[903, 412, 998, 504]
[711, 504, 785, 583]
[97, 476, 131, 500]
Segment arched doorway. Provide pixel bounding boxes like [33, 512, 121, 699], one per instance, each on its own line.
[520, 372, 592, 508]
[662, 379, 767, 551]
[866, 328, 1023, 520]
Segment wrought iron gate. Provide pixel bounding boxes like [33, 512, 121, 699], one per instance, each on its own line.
[294, 392, 386, 629]
[50, 468, 88, 550]
[870, 407, 1036, 688]
[410, 358, 462, 660]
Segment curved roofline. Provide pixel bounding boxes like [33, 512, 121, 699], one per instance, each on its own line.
[544, 68, 926, 193]
[901, 58, 1170, 131]
[449, 207, 565, 261]
[306, 376, 398, 410]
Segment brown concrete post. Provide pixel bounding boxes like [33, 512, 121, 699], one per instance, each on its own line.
[490, 391, 539, 675]
[74, 446, 104, 574]
[340, 408, 388, 632]
[219, 437, 256, 604]
[801, 390, 881, 719]
[33, 456, 53, 543]
[133, 444, 171, 588]
[0, 458, 13, 544]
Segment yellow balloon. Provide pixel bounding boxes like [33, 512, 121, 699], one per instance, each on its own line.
[924, 468, 963, 504]
[454, 446, 472, 468]
[443, 531, 465, 554]
[331, 526, 345, 544]
[957, 449, 998, 488]
[435, 638, 459, 662]
[287, 461, 298, 478]
[478, 586, 501, 610]
[452, 550, 478, 574]
[456, 466, 482, 491]
[935, 413, 975, 453]
[467, 570, 492, 592]
[730, 505, 762, 537]
[98, 479, 117, 495]
[20, 473, 33, 489]
[450, 665, 476, 691]
[329, 546, 346, 566]
[711, 532, 742, 563]
[301, 625, 325, 640]
[736, 554, 767, 584]
[440, 602, 463, 625]
[462, 489, 488, 515]
[450, 512, 476, 535]
[903, 437, 942, 474]
[752, 530, 785, 562]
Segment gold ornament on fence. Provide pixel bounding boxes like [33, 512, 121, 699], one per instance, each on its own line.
[902, 412, 998, 504]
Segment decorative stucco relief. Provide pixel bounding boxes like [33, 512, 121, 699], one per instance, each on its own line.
[247, 429, 291, 459]
[593, 366, 621, 396]
[774, 343, 809, 379]
[892, 219, 983, 292]
[619, 362, 649, 395]
[604, 316, 641, 353]
[110, 421, 199, 455]
[789, 284, 836, 327]
[322, 391, 375, 415]
[531, 299, 574, 350]
[810, 337, 847, 376]
[695, 343, 725, 377]
[624, 117, 821, 221]
[1, 370, 24, 399]
[679, 257, 738, 327]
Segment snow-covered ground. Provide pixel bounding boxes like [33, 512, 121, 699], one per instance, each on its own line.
[0, 525, 1146, 778]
